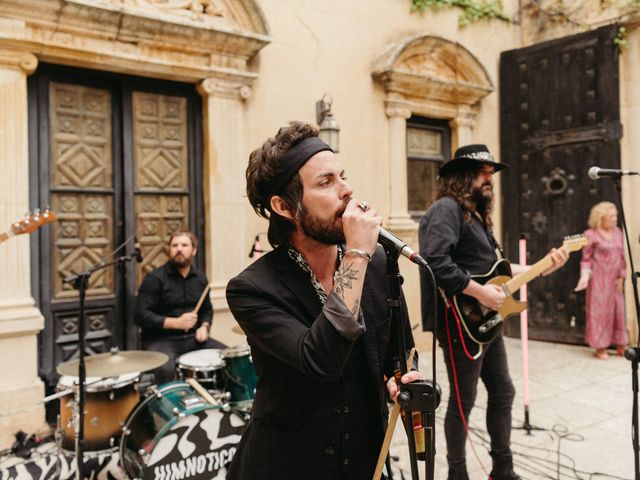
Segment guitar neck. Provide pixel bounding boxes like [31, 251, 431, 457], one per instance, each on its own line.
[505, 254, 556, 293]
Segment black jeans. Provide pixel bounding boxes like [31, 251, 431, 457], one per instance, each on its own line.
[437, 322, 516, 470]
[143, 334, 227, 385]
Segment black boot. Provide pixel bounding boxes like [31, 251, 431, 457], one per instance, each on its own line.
[447, 465, 470, 480]
[488, 451, 521, 480]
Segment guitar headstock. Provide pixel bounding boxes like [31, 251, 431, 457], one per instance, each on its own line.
[11, 207, 58, 236]
[561, 234, 588, 253]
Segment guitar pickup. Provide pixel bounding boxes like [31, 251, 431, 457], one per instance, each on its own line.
[479, 315, 503, 333]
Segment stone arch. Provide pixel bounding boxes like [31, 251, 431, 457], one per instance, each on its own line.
[372, 34, 494, 231]
[372, 34, 493, 115]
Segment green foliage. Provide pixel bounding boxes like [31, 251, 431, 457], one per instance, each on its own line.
[613, 26, 627, 51]
[411, 0, 510, 26]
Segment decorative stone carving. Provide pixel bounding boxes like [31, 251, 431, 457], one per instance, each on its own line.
[372, 35, 494, 109]
[124, 0, 224, 18]
[0, 50, 37, 74]
[385, 105, 411, 119]
[198, 77, 253, 101]
[0, 0, 270, 82]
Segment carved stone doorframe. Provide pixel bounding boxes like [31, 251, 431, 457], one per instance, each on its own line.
[0, 0, 270, 446]
[372, 34, 494, 232]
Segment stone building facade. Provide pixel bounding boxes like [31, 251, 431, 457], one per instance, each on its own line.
[0, 0, 638, 447]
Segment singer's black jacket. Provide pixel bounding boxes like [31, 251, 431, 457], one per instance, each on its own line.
[225, 245, 416, 480]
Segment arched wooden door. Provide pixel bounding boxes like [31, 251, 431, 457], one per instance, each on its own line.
[28, 64, 205, 406]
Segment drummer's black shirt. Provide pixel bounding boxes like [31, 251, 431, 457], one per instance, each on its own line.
[134, 261, 213, 341]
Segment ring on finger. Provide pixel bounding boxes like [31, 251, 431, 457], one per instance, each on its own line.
[358, 201, 369, 212]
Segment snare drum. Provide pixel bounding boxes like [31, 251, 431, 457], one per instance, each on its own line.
[120, 381, 246, 479]
[58, 372, 140, 451]
[222, 345, 257, 404]
[176, 349, 226, 396]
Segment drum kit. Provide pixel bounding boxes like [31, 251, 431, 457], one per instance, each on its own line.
[46, 345, 256, 479]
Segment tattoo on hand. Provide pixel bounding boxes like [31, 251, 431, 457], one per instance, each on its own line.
[334, 261, 360, 298]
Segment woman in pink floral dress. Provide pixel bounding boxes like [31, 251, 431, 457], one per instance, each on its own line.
[574, 201, 628, 359]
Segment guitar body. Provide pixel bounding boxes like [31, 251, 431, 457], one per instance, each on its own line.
[451, 259, 527, 345]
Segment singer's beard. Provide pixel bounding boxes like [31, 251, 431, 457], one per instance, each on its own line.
[298, 205, 346, 246]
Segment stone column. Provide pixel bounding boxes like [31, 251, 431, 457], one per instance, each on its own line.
[449, 108, 476, 152]
[197, 77, 252, 313]
[0, 49, 45, 448]
[385, 103, 414, 231]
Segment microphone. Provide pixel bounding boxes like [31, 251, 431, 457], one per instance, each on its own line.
[378, 228, 428, 267]
[134, 237, 143, 263]
[248, 234, 264, 259]
[588, 166, 639, 179]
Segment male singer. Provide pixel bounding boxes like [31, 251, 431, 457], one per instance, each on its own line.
[135, 230, 225, 384]
[418, 145, 568, 480]
[225, 121, 421, 479]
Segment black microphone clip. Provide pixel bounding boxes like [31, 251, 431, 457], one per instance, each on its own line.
[134, 237, 143, 263]
[249, 234, 264, 258]
[378, 228, 428, 268]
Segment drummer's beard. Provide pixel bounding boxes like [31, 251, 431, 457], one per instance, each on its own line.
[169, 253, 192, 269]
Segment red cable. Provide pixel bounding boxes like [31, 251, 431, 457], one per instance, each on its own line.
[447, 299, 481, 361]
[445, 305, 492, 480]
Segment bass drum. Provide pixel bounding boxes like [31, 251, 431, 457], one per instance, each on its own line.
[119, 381, 247, 479]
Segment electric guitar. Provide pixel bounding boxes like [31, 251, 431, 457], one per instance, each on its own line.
[0, 207, 57, 244]
[448, 234, 588, 345]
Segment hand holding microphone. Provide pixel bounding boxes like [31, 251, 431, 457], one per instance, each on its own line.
[342, 199, 381, 258]
[344, 199, 428, 267]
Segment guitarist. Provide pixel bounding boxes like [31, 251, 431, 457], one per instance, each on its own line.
[418, 144, 568, 480]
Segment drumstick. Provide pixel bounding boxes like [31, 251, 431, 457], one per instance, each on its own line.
[186, 377, 219, 406]
[372, 347, 416, 480]
[192, 284, 211, 314]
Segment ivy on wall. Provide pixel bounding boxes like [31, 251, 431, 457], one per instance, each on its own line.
[410, 0, 510, 26]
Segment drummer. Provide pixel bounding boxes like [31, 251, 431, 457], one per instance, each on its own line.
[135, 229, 226, 384]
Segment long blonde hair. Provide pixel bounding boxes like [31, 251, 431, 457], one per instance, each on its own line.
[587, 201, 617, 229]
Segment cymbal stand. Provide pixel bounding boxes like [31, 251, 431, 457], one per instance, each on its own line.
[63, 248, 139, 480]
[383, 247, 441, 480]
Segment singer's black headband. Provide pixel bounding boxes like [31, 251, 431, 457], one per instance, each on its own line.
[262, 137, 333, 208]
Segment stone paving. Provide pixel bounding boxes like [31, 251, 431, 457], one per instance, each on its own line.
[388, 337, 635, 480]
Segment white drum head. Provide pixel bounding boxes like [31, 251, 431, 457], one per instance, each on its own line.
[177, 349, 225, 370]
[58, 371, 140, 392]
[222, 344, 251, 358]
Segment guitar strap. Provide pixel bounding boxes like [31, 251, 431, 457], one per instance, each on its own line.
[488, 228, 506, 261]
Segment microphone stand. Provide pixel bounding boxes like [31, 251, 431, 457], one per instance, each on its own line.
[63, 245, 139, 480]
[608, 175, 640, 480]
[383, 246, 441, 480]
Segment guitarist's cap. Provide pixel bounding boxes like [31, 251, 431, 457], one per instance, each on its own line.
[439, 144, 508, 177]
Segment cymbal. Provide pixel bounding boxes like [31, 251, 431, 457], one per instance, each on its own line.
[57, 350, 168, 377]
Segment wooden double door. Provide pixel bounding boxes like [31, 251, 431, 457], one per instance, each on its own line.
[500, 25, 621, 344]
[28, 64, 205, 396]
